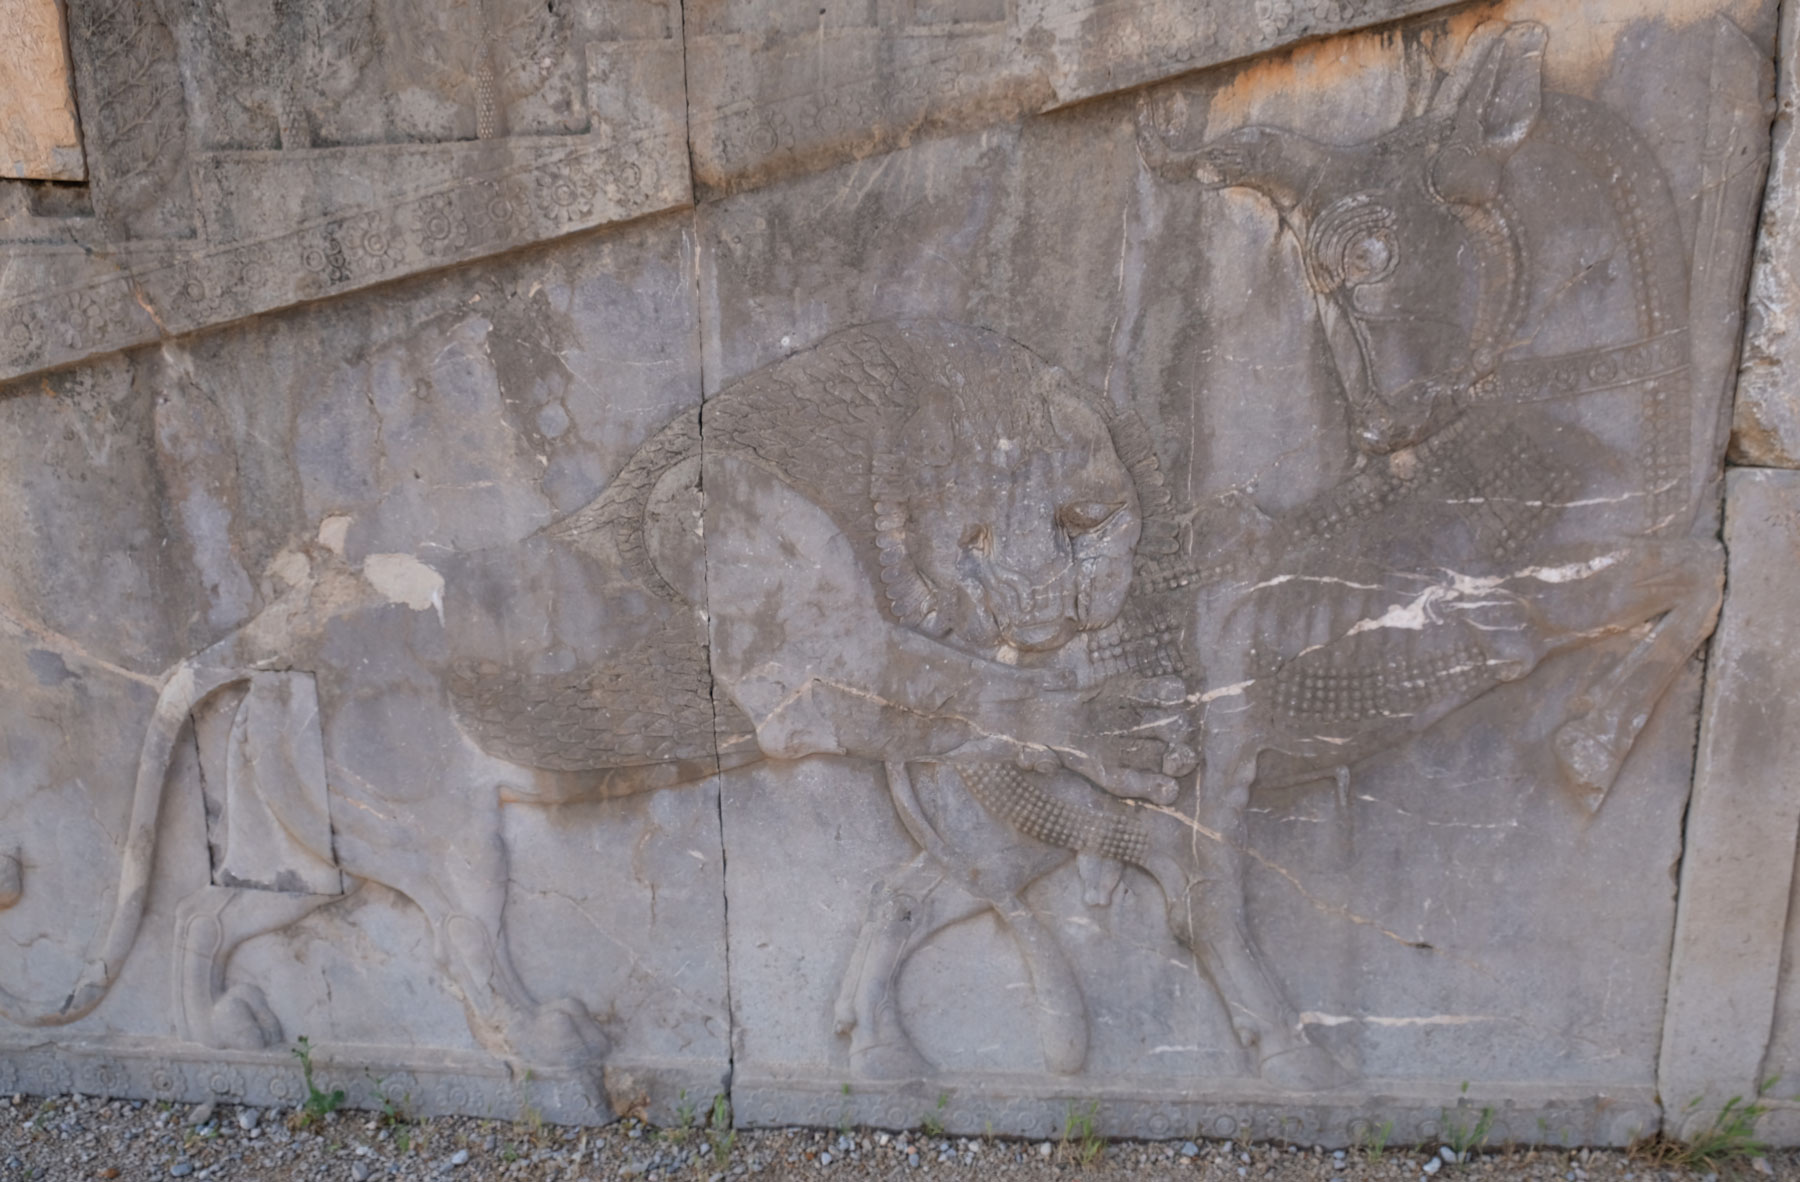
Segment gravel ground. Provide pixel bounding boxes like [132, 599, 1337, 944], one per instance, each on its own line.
[4, 1093, 1798, 1182]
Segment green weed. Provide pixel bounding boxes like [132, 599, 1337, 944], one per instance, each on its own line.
[709, 1094, 736, 1167]
[367, 1073, 410, 1128]
[1442, 1107, 1495, 1159]
[1634, 1083, 1774, 1175]
[1356, 1119, 1394, 1163]
[288, 1036, 345, 1129]
[1061, 1101, 1105, 1167]
[921, 1091, 949, 1139]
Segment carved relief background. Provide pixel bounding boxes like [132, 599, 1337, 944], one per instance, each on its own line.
[0, 0, 1782, 1147]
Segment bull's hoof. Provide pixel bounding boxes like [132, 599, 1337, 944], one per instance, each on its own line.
[210, 984, 283, 1051]
[1552, 717, 1621, 807]
[1258, 1043, 1353, 1091]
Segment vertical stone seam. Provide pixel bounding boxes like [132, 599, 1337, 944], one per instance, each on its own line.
[1653, 514, 1729, 1128]
[676, 0, 738, 1103]
[1726, 0, 1800, 1100]
[1657, 4, 1790, 1124]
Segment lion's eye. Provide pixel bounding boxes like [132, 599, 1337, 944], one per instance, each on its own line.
[1058, 502, 1120, 533]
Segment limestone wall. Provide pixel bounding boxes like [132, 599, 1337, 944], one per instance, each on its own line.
[0, 0, 1793, 1148]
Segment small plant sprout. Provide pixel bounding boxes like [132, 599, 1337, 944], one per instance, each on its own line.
[922, 1091, 949, 1138]
[709, 1094, 736, 1167]
[1061, 1101, 1104, 1166]
[367, 1072, 410, 1127]
[1634, 1080, 1776, 1173]
[1357, 1119, 1394, 1163]
[288, 1036, 345, 1130]
[1441, 1099, 1496, 1161]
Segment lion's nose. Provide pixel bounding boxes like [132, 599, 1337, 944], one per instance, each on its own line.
[990, 560, 1067, 615]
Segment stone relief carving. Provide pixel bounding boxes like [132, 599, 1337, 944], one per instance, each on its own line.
[64, 0, 192, 239]
[0, 0, 691, 384]
[183, 0, 592, 151]
[0, 0, 1776, 1147]
[0, 0, 1478, 384]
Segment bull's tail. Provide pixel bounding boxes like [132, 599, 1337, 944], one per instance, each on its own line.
[0, 659, 251, 1027]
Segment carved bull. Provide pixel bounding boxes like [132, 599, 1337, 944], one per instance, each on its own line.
[836, 18, 1759, 1091]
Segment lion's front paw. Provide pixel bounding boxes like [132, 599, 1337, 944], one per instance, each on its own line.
[512, 999, 609, 1069]
[210, 984, 283, 1051]
[1065, 674, 1200, 801]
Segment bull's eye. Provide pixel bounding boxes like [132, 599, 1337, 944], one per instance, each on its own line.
[960, 523, 993, 553]
[1058, 501, 1120, 534]
[1340, 229, 1396, 287]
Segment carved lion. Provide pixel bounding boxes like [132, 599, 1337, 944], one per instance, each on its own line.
[0, 321, 1194, 1092]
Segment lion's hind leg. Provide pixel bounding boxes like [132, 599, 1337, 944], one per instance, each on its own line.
[352, 802, 609, 1072]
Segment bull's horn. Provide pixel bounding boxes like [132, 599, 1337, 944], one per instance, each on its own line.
[1196, 126, 1327, 214]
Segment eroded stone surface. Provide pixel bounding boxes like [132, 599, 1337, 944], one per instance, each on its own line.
[0, 218, 729, 1124]
[682, 0, 1466, 196]
[0, 0, 85, 180]
[1734, 0, 1800, 467]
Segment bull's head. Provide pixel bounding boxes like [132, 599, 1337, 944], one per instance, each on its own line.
[1148, 22, 1547, 454]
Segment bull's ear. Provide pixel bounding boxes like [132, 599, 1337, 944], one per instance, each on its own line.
[1454, 21, 1547, 154]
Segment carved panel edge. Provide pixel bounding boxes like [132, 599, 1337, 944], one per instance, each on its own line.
[731, 1073, 1661, 1147]
[0, 126, 692, 387]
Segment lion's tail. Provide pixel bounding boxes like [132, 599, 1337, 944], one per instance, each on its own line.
[0, 658, 250, 1027]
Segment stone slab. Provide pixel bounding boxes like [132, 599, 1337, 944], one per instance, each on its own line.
[700, 0, 1773, 1138]
[682, 0, 1467, 195]
[0, 0, 85, 180]
[0, 0, 692, 385]
[1733, 0, 1800, 467]
[1663, 469, 1800, 1142]
[732, 1075, 1660, 1148]
[0, 215, 727, 1127]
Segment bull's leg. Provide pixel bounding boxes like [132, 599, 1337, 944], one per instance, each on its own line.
[843, 761, 1087, 1077]
[1142, 742, 1349, 1090]
[175, 885, 338, 1049]
[337, 800, 607, 1070]
[835, 855, 984, 1079]
[1551, 542, 1724, 805]
[836, 844, 1080, 1077]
